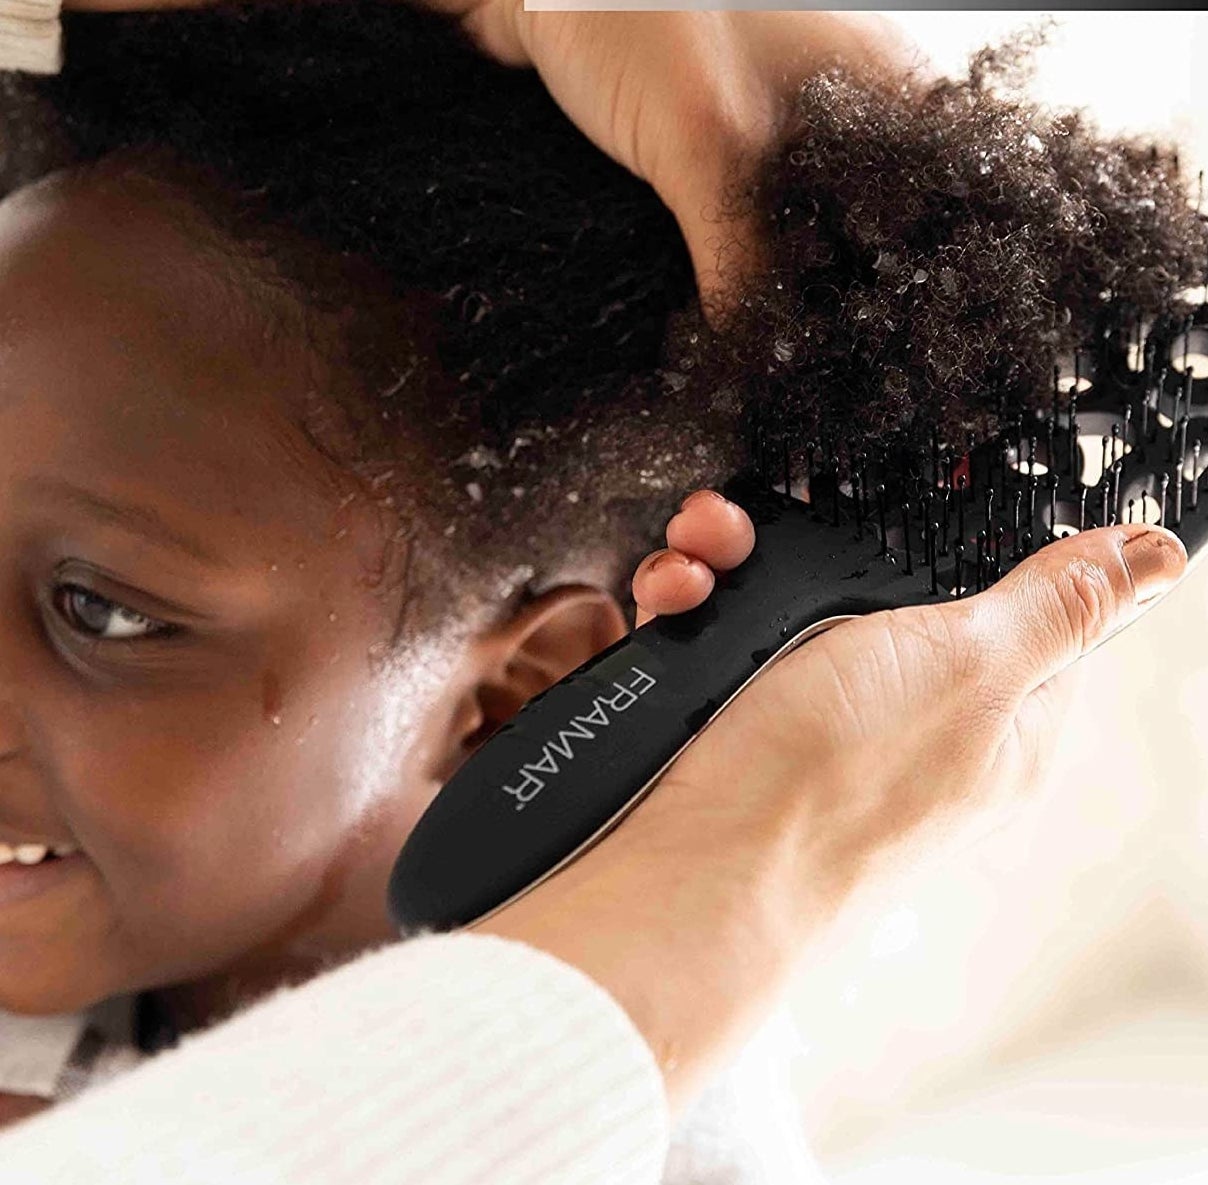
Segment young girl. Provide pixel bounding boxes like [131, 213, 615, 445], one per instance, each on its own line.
[0, 0, 1200, 1142]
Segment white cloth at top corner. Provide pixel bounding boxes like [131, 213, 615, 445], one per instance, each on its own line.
[0, 0, 61, 77]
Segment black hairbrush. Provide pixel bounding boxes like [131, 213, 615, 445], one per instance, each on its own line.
[389, 315, 1208, 933]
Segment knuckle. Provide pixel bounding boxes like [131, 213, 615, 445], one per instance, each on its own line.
[1053, 555, 1116, 650]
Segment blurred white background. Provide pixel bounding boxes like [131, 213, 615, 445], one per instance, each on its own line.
[899, 12, 1208, 174]
[779, 13, 1208, 1184]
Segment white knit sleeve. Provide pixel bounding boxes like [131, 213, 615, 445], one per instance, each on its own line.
[0, 0, 60, 75]
[0, 933, 671, 1185]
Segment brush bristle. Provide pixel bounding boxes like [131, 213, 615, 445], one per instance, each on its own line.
[732, 302, 1208, 600]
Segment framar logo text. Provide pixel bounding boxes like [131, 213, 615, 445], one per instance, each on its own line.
[501, 667, 657, 810]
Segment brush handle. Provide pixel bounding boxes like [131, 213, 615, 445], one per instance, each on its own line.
[388, 479, 906, 932]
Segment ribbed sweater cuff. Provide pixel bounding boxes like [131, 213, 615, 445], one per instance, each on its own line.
[0, 933, 672, 1185]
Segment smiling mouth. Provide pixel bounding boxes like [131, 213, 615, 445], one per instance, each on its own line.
[0, 843, 79, 867]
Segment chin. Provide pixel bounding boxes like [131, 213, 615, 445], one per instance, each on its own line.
[0, 962, 110, 1016]
[0, 859, 135, 1013]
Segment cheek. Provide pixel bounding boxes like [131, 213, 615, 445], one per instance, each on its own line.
[47, 650, 433, 976]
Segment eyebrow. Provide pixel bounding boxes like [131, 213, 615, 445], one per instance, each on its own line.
[21, 477, 230, 568]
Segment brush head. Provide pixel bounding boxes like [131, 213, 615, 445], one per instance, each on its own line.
[740, 301, 1208, 605]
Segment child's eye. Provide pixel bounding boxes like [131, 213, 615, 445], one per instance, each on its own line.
[53, 584, 176, 642]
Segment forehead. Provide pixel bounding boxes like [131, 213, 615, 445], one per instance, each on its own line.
[0, 170, 354, 552]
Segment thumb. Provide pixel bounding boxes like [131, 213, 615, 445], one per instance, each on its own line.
[971, 523, 1188, 697]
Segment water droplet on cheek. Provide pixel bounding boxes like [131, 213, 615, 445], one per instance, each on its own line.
[261, 670, 283, 724]
[295, 713, 319, 746]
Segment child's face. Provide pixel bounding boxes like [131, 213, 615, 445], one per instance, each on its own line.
[0, 173, 460, 1014]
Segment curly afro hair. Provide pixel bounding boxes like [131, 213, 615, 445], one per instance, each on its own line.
[691, 51, 1208, 462]
[0, 3, 1204, 631]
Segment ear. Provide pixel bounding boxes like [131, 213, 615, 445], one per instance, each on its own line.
[444, 586, 628, 772]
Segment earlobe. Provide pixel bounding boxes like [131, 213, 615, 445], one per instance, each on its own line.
[459, 585, 628, 755]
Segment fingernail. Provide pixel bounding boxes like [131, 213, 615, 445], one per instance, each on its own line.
[1122, 529, 1187, 604]
[681, 489, 730, 511]
[646, 548, 692, 574]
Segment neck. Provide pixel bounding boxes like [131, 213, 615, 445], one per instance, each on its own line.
[154, 949, 331, 1035]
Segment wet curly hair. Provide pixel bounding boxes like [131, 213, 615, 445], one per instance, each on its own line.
[0, 2, 1203, 632]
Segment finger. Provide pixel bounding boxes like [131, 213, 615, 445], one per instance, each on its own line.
[970, 523, 1187, 698]
[632, 548, 716, 627]
[665, 490, 756, 571]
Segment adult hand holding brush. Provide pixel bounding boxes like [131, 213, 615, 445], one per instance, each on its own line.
[480, 492, 1188, 1112]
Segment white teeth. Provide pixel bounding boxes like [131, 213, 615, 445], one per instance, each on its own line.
[0, 841, 77, 866]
